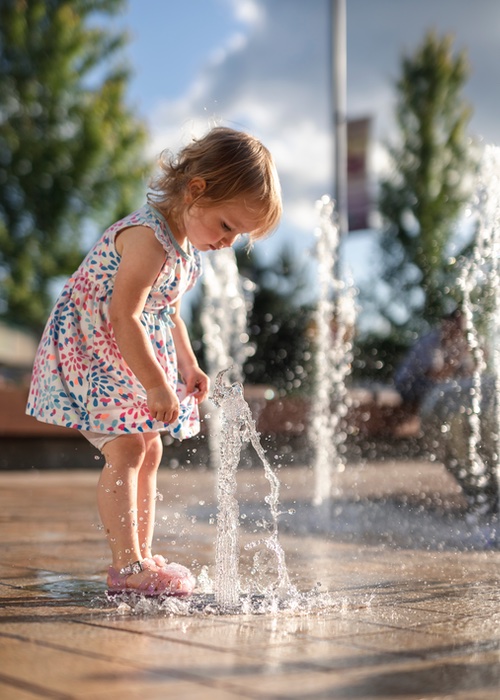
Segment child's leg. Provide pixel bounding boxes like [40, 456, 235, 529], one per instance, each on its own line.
[136, 432, 163, 559]
[98, 433, 148, 569]
[97, 432, 195, 595]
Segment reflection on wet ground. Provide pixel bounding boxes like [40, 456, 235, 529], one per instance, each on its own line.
[0, 462, 499, 699]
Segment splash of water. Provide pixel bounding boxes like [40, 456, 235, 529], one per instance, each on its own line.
[458, 145, 500, 519]
[107, 371, 341, 616]
[200, 249, 253, 380]
[309, 196, 356, 508]
[200, 249, 254, 468]
[211, 368, 295, 610]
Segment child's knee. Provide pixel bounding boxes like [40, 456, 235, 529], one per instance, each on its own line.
[103, 433, 148, 466]
[143, 433, 163, 470]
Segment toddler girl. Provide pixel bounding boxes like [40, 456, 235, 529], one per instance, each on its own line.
[26, 126, 282, 597]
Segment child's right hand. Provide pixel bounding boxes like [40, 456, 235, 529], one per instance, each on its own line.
[146, 385, 180, 424]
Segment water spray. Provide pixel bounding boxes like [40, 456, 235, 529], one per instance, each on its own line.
[210, 368, 294, 610]
[309, 196, 355, 509]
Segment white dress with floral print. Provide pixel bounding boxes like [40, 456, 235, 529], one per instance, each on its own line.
[26, 204, 202, 440]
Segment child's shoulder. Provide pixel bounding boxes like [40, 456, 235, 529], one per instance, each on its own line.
[102, 205, 170, 245]
[105, 205, 152, 235]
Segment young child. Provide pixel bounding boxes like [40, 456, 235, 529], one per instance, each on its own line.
[26, 126, 282, 597]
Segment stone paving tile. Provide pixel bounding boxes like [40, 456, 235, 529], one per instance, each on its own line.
[0, 465, 499, 700]
[0, 685, 37, 700]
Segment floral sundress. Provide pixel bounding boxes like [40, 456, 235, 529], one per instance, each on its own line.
[26, 204, 202, 440]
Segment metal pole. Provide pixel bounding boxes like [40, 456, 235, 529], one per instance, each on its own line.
[332, 0, 348, 237]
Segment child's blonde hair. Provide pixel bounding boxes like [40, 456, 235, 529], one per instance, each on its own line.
[148, 127, 282, 241]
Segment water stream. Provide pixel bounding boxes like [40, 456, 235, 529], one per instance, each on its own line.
[200, 248, 254, 468]
[458, 145, 500, 519]
[210, 367, 295, 611]
[309, 196, 356, 508]
[411, 145, 500, 531]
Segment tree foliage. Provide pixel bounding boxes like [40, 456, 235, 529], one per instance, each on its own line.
[0, 0, 149, 330]
[378, 31, 476, 334]
[236, 246, 314, 395]
[189, 245, 314, 394]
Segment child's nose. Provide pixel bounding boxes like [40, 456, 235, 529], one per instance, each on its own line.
[219, 233, 238, 248]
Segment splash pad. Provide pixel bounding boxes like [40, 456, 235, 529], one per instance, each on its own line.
[109, 369, 338, 616]
[107, 152, 500, 618]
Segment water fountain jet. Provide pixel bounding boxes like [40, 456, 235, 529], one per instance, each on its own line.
[420, 146, 500, 531]
[210, 368, 295, 610]
[200, 249, 254, 469]
[309, 196, 355, 513]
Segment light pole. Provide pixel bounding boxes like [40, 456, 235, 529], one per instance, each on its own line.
[332, 0, 348, 238]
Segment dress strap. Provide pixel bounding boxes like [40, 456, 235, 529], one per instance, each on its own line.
[145, 204, 192, 261]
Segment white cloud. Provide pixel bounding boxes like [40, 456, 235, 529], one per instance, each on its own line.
[225, 0, 265, 27]
[209, 32, 248, 66]
[147, 0, 500, 266]
[149, 0, 332, 247]
[285, 198, 324, 235]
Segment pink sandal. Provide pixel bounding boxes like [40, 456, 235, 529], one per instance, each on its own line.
[107, 558, 195, 597]
[151, 555, 196, 596]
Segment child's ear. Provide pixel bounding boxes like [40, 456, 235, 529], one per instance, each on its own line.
[185, 177, 206, 203]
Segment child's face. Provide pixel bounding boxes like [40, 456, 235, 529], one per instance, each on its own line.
[183, 198, 260, 252]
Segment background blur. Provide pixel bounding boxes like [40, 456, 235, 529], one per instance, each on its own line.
[115, 0, 500, 293]
[1, 0, 500, 469]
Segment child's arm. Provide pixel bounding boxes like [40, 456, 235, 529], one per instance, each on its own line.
[170, 300, 210, 403]
[110, 226, 180, 423]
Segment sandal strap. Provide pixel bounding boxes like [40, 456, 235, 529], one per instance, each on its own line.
[119, 560, 144, 576]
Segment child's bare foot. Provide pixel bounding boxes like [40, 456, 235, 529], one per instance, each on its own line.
[107, 558, 194, 597]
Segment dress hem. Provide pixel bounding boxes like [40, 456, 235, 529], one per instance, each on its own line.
[25, 411, 201, 442]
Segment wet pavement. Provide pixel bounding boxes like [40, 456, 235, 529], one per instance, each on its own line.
[0, 458, 499, 699]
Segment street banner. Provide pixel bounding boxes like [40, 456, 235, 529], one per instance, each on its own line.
[347, 117, 371, 230]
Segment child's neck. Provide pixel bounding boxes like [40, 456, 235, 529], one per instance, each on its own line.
[165, 212, 189, 252]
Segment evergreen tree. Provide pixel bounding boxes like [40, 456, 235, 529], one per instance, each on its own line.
[378, 31, 476, 334]
[189, 245, 314, 394]
[0, 0, 149, 330]
[237, 246, 314, 395]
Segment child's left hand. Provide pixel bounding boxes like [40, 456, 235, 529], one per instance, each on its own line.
[183, 366, 210, 403]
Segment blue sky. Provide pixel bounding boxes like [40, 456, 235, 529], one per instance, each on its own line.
[111, 0, 500, 292]
[118, 1, 240, 111]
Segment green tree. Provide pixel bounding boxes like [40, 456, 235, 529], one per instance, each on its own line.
[188, 245, 314, 395]
[0, 0, 149, 330]
[237, 246, 314, 395]
[378, 31, 476, 334]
